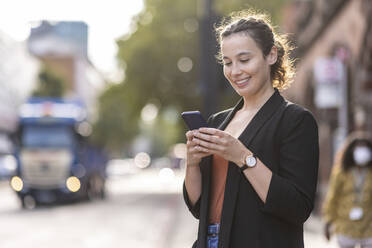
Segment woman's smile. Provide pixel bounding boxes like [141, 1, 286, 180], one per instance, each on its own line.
[234, 77, 251, 88]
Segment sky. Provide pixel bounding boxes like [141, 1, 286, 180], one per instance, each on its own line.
[0, 0, 144, 79]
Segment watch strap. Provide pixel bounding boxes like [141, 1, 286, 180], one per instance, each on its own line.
[239, 163, 249, 173]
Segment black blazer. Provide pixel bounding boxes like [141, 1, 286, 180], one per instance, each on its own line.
[183, 89, 319, 248]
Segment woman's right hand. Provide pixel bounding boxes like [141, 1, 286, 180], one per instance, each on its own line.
[186, 130, 211, 167]
[324, 222, 332, 241]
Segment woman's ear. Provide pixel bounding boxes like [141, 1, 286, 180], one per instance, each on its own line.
[267, 46, 277, 65]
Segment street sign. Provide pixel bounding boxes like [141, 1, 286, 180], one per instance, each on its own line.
[313, 57, 345, 108]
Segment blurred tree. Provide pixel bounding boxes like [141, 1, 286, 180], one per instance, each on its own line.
[94, 0, 291, 154]
[94, 0, 201, 154]
[215, 0, 291, 25]
[91, 83, 139, 155]
[32, 65, 65, 98]
[117, 0, 202, 111]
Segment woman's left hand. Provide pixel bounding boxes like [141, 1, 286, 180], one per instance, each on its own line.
[192, 127, 250, 166]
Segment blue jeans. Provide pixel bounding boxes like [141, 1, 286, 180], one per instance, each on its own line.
[207, 224, 220, 248]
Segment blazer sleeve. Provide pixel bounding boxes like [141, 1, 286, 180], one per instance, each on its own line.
[183, 181, 202, 219]
[262, 107, 319, 226]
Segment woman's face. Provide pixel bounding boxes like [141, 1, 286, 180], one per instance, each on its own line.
[353, 145, 371, 166]
[221, 33, 277, 98]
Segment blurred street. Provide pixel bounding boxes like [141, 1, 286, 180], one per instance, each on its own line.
[0, 0, 371, 247]
[0, 169, 337, 248]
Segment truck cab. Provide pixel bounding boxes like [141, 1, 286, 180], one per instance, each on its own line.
[10, 98, 107, 208]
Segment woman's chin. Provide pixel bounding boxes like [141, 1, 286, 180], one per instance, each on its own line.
[234, 87, 253, 97]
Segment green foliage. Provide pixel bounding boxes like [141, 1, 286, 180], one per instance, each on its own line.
[94, 0, 202, 153]
[116, 0, 202, 111]
[32, 65, 65, 98]
[91, 83, 139, 154]
[94, 0, 291, 154]
[215, 0, 291, 25]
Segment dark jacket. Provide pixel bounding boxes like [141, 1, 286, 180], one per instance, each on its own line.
[183, 89, 319, 248]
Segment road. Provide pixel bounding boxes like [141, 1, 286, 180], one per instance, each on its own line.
[0, 169, 337, 248]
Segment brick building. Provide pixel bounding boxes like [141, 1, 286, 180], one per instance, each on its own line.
[282, 0, 372, 211]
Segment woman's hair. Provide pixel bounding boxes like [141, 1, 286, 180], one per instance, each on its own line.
[334, 132, 372, 171]
[215, 9, 295, 90]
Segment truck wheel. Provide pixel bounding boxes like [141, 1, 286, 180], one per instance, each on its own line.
[99, 183, 106, 200]
[87, 176, 105, 201]
[21, 195, 36, 209]
[86, 179, 96, 201]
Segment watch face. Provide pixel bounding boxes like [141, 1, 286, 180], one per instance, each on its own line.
[246, 156, 257, 167]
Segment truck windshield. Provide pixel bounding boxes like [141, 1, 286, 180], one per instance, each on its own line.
[22, 126, 75, 148]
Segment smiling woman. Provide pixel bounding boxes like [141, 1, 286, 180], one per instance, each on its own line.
[183, 9, 319, 248]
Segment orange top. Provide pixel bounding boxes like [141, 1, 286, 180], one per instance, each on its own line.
[208, 154, 229, 224]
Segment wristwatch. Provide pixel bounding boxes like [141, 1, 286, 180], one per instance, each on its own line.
[240, 154, 257, 172]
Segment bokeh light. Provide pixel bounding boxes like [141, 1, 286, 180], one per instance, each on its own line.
[77, 122, 92, 136]
[141, 103, 158, 124]
[158, 167, 175, 182]
[177, 57, 193, 72]
[172, 143, 187, 159]
[134, 152, 151, 169]
[184, 18, 198, 33]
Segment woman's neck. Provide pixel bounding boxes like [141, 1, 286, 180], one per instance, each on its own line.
[241, 85, 275, 112]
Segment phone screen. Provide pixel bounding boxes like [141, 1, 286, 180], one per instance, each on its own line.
[181, 111, 208, 130]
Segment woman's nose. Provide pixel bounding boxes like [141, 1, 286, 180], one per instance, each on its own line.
[231, 64, 242, 76]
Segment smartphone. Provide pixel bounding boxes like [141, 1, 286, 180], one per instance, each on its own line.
[181, 111, 208, 130]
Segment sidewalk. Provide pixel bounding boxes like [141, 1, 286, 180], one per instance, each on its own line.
[0, 180, 9, 188]
[168, 169, 339, 248]
[175, 211, 339, 248]
[304, 214, 338, 248]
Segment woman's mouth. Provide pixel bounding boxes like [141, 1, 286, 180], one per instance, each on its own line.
[234, 78, 250, 88]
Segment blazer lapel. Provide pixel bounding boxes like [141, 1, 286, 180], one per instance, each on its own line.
[199, 101, 243, 248]
[218, 89, 285, 248]
[217, 100, 244, 130]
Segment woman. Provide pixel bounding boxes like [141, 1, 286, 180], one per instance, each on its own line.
[183, 10, 319, 248]
[323, 133, 372, 248]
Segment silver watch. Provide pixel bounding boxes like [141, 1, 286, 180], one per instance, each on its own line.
[240, 154, 257, 172]
[245, 154, 257, 167]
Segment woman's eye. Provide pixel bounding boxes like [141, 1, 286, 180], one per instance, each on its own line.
[240, 59, 249, 63]
[223, 62, 232, 66]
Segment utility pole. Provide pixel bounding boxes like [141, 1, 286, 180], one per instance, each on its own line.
[335, 46, 350, 146]
[198, 0, 219, 118]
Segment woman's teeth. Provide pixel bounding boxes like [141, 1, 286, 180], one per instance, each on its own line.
[236, 78, 249, 85]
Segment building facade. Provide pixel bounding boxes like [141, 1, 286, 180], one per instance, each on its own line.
[282, 0, 372, 211]
[27, 21, 105, 120]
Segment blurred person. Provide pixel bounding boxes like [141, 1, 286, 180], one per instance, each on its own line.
[323, 132, 372, 248]
[183, 9, 319, 248]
